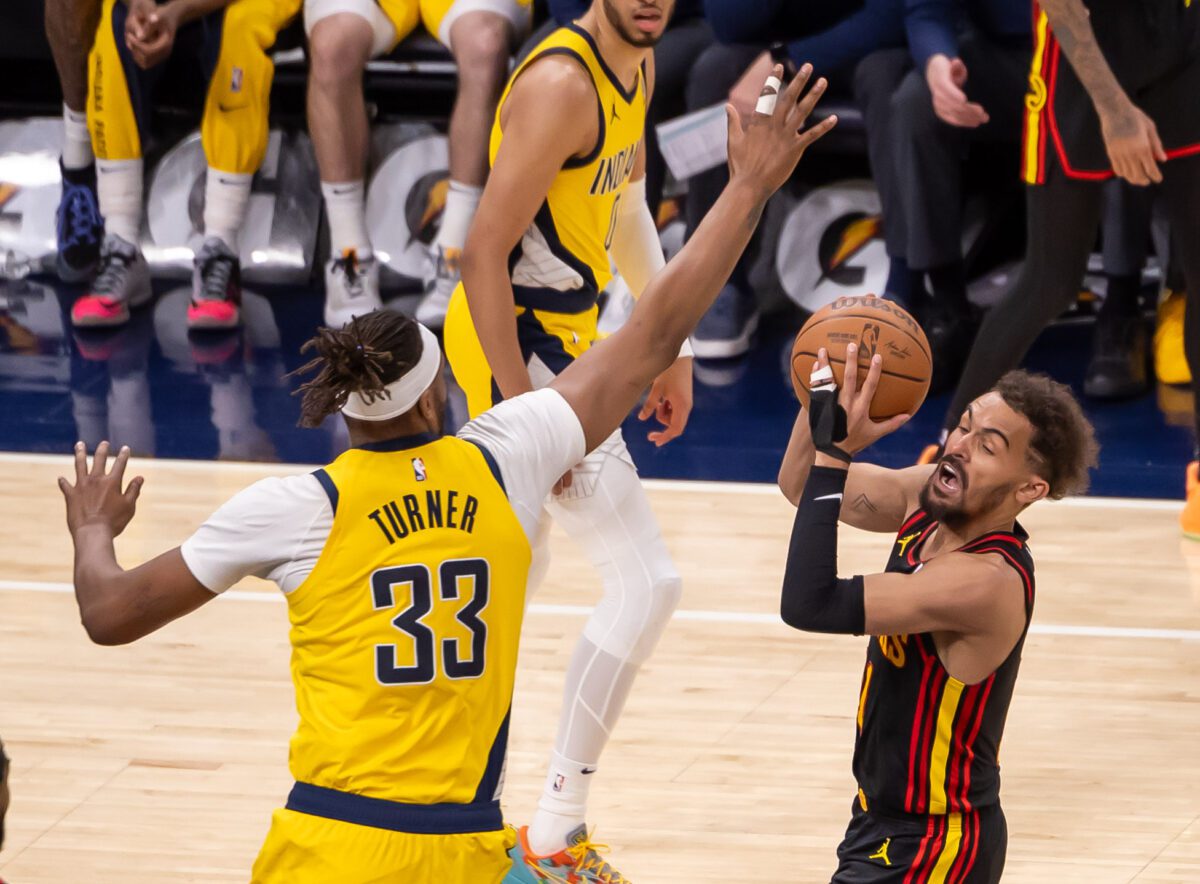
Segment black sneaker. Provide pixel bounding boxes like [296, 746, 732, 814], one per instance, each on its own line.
[1084, 314, 1148, 400]
[691, 283, 759, 359]
[56, 161, 103, 284]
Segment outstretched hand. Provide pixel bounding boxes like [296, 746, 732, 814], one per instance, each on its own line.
[58, 441, 145, 538]
[812, 345, 910, 456]
[725, 63, 837, 202]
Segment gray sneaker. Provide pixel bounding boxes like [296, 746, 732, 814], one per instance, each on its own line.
[690, 283, 758, 359]
[188, 237, 242, 330]
[416, 244, 461, 328]
[71, 234, 152, 328]
[324, 248, 382, 328]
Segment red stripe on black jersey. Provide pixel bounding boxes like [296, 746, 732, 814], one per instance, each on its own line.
[948, 810, 976, 884]
[904, 814, 943, 884]
[916, 666, 948, 811]
[945, 682, 983, 812]
[958, 675, 995, 812]
[905, 651, 938, 811]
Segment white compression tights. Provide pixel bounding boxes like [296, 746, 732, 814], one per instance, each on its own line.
[526, 431, 682, 854]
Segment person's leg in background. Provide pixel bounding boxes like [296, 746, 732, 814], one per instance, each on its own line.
[893, 33, 1028, 393]
[46, 0, 105, 283]
[1085, 181, 1154, 399]
[73, 0, 156, 329]
[852, 47, 917, 304]
[417, 0, 531, 328]
[1156, 155, 1200, 535]
[305, 0, 414, 327]
[643, 15, 713, 218]
[682, 41, 761, 358]
[940, 170, 1105, 438]
[190, 0, 300, 330]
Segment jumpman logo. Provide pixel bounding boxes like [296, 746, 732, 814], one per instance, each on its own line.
[897, 532, 920, 557]
[869, 838, 893, 866]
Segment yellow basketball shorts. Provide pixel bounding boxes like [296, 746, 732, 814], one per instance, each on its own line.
[443, 281, 597, 419]
[303, 0, 531, 54]
[251, 807, 515, 884]
[88, 0, 299, 173]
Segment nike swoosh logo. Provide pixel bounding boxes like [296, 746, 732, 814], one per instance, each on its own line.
[814, 493, 844, 502]
[330, 187, 358, 195]
[581, 767, 597, 775]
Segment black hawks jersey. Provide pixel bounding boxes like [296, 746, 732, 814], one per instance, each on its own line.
[852, 510, 1035, 816]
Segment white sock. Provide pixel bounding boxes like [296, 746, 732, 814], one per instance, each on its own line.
[434, 180, 482, 253]
[527, 750, 593, 856]
[203, 168, 252, 251]
[321, 180, 372, 258]
[62, 104, 93, 171]
[96, 158, 143, 245]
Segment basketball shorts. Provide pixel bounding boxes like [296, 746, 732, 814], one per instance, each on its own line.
[1022, 0, 1200, 184]
[831, 799, 1006, 884]
[444, 280, 599, 419]
[303, 0, 532, 57]
[87, 0, 298, 174]
[251, 807, 515, 884]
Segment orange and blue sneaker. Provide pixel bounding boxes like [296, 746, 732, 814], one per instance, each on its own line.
[1181, 461, 1200, 541]
[505, 824, 632, 883]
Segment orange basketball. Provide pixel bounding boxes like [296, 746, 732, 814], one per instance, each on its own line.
[791, 294, 932, 419]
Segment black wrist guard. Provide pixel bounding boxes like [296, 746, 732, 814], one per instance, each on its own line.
[808, 384, 851, 463]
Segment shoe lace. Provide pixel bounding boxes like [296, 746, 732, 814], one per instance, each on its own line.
[199, 251, 236, 302]
[564, 832, 630, 884]
[93, 247, 131, 296]
[63, 181, 101, 244]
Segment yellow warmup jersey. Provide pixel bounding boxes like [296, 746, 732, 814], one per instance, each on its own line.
[285, 433, 531, 809]
[444, 23, 647, 417]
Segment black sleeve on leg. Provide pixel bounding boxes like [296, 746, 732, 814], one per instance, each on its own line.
[780, 466, 866, 636]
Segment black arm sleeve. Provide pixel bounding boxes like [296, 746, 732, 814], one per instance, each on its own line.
[780, 465, 867, 635]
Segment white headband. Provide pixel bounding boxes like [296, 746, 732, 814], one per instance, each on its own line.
[341, 322, 442, 421]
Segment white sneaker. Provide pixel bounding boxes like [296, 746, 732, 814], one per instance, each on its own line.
[324, 249, 382, 328]
[416, 245, 460, 329]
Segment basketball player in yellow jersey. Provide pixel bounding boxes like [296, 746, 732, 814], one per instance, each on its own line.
[57, 66, 834, 883]
[443, 1, 703, 872]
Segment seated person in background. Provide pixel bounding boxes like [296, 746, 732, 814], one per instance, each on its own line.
[683, 0, 902, 358]
[304, 0, 532, 328]
[73, 0, 300, 331]
[854, 0, 1031, 389]
[45, 0, 104, 284]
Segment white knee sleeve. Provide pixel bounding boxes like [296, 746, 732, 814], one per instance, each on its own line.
[546, 431, 682, 664]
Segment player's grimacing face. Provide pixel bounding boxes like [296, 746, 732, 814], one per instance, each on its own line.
[600, 0, 673, 47]
[921, 393, 1039, 527]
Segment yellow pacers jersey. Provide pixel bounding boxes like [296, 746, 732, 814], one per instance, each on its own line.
[284, 433, 531, 814]
[444, 23, 646, 417]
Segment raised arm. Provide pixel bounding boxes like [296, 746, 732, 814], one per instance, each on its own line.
[553, 65, 837, 451]
[58, 442, 214, 645]
[459, 57, 598, 401]
[1039, 0, 1167, 185]
[777, 396, 932, 531]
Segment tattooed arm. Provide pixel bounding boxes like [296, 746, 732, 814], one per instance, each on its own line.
[778, 408, 933, 531]
[1040, 0, 1167, 185]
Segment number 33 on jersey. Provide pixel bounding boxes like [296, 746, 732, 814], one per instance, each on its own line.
[284, 434, 531, 806]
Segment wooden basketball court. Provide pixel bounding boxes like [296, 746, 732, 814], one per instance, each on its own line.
[1, 452, 1197, 882]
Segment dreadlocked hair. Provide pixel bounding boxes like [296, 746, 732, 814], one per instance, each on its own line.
[289, 310, 423, 427]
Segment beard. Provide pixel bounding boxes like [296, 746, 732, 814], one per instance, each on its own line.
[919, 474, 1014, 533]
[602, 0, 666, 47]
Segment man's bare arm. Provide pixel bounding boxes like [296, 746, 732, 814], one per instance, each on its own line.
[553, 66, 835, 451]
[459, 58, 597, 400]
[777, 406, 931, 531]
[1040, 0, 1167, 185]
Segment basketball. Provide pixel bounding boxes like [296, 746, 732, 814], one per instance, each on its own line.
[790, 294, 932, 419]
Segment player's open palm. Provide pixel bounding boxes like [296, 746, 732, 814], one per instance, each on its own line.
[726, 63, 837, 200]
[814, 345, 910, 455]
[58, 441, 145, 538]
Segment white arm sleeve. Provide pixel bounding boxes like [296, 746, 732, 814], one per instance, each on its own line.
[457, 388, 586, 543]
[180, 473, 333, 594]
[609, 177, 694, 359]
